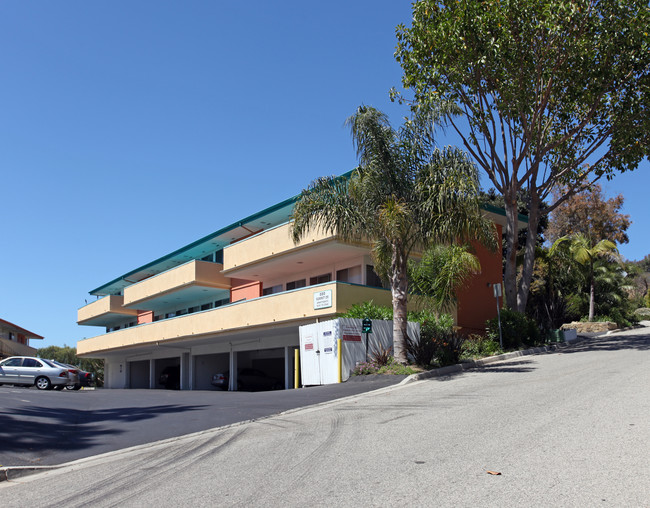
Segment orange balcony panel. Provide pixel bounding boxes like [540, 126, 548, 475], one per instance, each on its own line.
[222, 222, 370, 281]
[77, 283, 393, 356]
[122, 260, 231, 311]
[77, 295, 139, 327]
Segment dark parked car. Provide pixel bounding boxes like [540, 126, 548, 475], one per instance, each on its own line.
[159, 365, 180, 390]
[49, 361, 93, 390]
[211, 368, 282, 391]
[50, 361, 95, 390]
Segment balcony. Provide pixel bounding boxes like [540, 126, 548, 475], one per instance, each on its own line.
[222, 222, 371, 281]
[0, 337, 37, 357]
[77, 295, 139, 327]
[77, 282, 392, 356]
[122, 260, 231, 311]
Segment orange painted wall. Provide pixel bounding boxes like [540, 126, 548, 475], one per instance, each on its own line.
[230, 279, 262, 303]
[137, 310, 154, 324]
[456, 224, 503, 335]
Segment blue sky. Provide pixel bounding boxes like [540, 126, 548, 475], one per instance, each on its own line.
[1, 1, 647, 348]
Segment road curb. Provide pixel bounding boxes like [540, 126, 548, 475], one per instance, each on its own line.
[0, 465, 61, 482]
[399, 338, 586, 385]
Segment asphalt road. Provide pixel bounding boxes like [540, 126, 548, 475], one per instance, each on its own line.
[1, 327, 649, 506]
[0, 374, 406, 467]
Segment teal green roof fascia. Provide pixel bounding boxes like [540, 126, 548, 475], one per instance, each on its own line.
[481, 203, 529, 224]
[89, 170, 523, 296]
[89, 195, 299, 296]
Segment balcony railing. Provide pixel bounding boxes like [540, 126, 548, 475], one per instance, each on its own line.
[78, 282, 392, 356]
[222, 222, 371, 280]
[223, 222, 337, 271]
[122, 260, 231, 309]
[77, 295, 139, 327]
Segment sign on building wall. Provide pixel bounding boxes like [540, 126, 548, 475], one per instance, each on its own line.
[313, 289, 332, 309]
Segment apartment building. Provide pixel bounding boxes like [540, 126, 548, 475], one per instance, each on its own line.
[0, 318, 43, 359]
[77, 192, 520, 390]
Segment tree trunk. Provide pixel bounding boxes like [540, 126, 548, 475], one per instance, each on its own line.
[588, 263, 595, 322]
[391, 244, 409, 364]
[516, 191, 541, 312]
[503, 186, 520, 310]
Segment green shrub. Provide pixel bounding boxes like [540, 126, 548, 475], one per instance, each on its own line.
[370, 343, 393, 366]
[431, 331, 467, 367]
[486, 308, 541, 350]
[634, 307, 650, 319]
[405, 312, 455, 367]
[339, 301, 393, 320]
[351, 357, 418, 376]
[461, 334, 503, 360]
[580, 311, 638, 328]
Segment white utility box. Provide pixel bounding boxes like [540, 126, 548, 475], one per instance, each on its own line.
[298, 318, 420, 385]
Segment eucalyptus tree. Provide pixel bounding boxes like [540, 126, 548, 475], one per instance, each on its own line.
[395, 0, 650, 312]
[291, 105, 494, 363]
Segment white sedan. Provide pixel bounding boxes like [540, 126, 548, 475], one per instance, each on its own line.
[0, 356, 75, 390]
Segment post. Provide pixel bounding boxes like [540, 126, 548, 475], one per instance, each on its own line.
[494, 283, 503, 349]
[294, 348, 300, 389]
[362, 318, 372, 362]
[337, 338, 342, 383]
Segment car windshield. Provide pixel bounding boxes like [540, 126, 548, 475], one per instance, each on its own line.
[41, 359, 59, 368]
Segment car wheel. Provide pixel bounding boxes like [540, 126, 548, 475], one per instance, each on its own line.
[66, 384, 82, 391]
[35, 377, 52, 390]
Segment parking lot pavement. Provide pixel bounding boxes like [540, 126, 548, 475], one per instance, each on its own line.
[0, 375, 406, 468]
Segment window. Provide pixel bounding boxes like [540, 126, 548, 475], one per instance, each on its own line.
[1, 358, 22, 367]
[201, 253, 215, 262]
[200, 302, 213, 311]
[286, 279, 306, 290]
[22, 358, 42, 368]
[336, 266, 361, 283]
[366, 265, 384, 288]
[262, 284, 282, 296]
[214, 298, 229, 307]
[153, 315, 161, 322]
[188, 306, 199, 314]
[309, 273, 332, 285]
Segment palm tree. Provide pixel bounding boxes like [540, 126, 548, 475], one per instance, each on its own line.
[409, 244, 481, 314]
[550, 233, 620, 321]
[291, 105, 495, 363]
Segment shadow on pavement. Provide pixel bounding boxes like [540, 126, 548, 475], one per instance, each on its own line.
[563, 333, 650, 354]
[474, 359, 537, 373]
[0, 404, 207, 455]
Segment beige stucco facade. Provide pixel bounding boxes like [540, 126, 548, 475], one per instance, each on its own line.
[76, 193, 516, 390]
[78, 282, 391, 356]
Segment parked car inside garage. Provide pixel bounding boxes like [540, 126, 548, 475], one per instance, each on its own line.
[159, 365, 180, 390]
[0, 356, 75, 390]
[211, 368, 283, 391]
